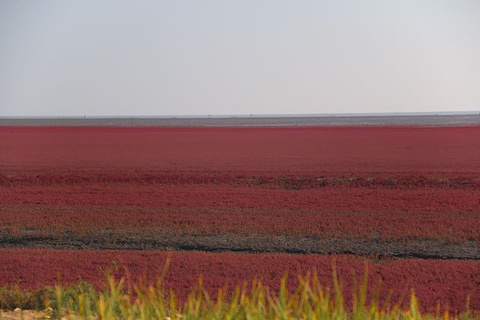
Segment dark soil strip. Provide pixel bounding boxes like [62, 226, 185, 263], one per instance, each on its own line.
[3, 172, 480, 189]
[1, 232, 478, 260]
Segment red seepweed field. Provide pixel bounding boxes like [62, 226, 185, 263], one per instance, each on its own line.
[1, 125, 480, 312]
[1, 249, 480, 312]
[2, 126, 480, 174]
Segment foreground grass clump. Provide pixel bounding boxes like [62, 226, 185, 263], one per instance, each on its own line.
[0, 265, 477, 320]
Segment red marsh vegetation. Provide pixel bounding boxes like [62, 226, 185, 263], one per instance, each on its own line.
[1, 126, 479, 174]
[0, 125, 479, 311]
[0, 249, 479, 313]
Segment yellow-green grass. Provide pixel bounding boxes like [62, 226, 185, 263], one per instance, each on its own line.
[0, 262, 477, 320]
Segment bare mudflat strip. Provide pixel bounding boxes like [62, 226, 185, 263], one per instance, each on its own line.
[1, 232, 478, 260]
[1, 114, 480, 126]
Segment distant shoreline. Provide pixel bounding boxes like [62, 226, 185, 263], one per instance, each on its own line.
[1, 114, 480, 127]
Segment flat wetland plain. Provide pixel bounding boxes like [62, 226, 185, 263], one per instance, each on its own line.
[1, 115, 479, 312]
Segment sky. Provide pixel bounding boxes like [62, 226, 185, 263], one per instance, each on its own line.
[0, 0, 479, 117]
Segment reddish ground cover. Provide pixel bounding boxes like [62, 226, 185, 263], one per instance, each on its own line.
[1, 126, 479, 310]
[3, 181, 479, 212]
[1, 185, 479, 241]
[2, 127, 479, 244]
[0, 249, 479, 313]
[1, 126, 479, 243]
[1, 126, 479, 175]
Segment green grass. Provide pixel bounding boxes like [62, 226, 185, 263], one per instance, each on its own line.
[0, 261, 477, 319]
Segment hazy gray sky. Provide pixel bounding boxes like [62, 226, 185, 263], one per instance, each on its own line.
[1, 0, 479, 117]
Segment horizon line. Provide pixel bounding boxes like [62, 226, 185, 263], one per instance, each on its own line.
[2, 111, 480, 119]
